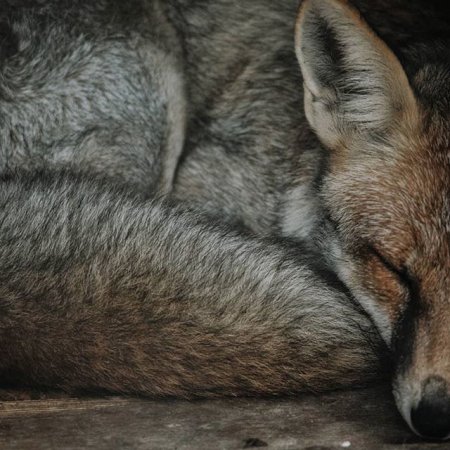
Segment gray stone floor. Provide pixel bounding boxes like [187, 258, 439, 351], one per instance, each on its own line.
[0, 385, 448, 449]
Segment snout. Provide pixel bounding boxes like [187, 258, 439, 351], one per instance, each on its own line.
[410, 376, 450, 440]
[395, 373, 450, 441]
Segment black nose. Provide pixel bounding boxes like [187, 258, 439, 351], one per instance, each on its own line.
[411, 376, 450, 440]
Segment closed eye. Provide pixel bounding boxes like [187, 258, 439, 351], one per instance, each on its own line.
[367, 245, 413, 291]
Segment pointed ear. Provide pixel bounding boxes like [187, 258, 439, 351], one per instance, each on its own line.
[295, 0, 418, 148]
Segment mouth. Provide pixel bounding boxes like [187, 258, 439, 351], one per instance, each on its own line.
[393, 378, 417, 435]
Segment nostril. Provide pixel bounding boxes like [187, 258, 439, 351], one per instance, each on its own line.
[411, 376, 450, 440]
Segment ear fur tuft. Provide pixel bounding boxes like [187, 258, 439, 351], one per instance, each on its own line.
[295, 0, 418, 146]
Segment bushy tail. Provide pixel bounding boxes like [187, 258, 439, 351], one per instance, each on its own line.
[0, 171, 386, 397]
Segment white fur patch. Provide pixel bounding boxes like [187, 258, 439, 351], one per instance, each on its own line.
[281, 184, 320, 240]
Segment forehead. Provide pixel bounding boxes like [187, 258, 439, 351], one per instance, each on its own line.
[327, 123, 450, 261]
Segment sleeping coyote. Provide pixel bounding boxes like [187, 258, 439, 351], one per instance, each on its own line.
[0, 0, 449, 441]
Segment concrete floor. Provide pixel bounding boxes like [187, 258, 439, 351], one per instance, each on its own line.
[0, 385, 447, 450]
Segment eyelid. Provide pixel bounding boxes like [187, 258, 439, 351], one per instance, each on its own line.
[367, 245, 412, 287]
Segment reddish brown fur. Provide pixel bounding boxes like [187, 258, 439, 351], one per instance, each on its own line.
[325, 108, 450, 348]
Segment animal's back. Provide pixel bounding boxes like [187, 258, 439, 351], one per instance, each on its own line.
[0, 0, 186, 194]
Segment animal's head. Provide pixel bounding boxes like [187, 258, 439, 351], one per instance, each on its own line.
[296, 0, 450, 440]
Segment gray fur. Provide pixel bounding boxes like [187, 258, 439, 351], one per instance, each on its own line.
[0, 0, 448, 438]
[0, 0, 386, 395]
